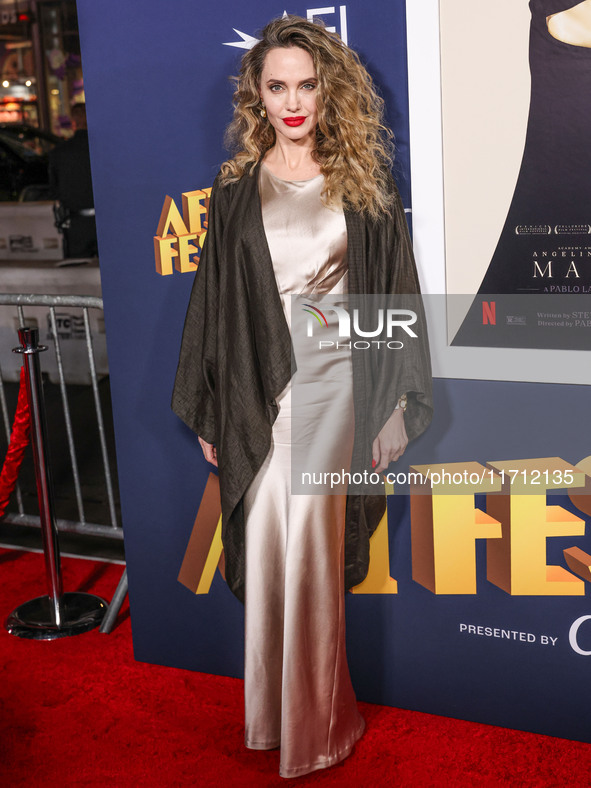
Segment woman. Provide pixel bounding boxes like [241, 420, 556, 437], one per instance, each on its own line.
[172, 15, 432, 778]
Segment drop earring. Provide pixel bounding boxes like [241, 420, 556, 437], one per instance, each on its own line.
[260, 104, 267, 118]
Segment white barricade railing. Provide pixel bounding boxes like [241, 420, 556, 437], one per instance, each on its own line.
[0, 293, 121, 540]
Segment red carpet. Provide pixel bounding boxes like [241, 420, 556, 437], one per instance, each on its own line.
[1, 546, 590, 787]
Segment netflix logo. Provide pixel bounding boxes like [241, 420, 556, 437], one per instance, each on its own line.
[482, 301, 496, 325]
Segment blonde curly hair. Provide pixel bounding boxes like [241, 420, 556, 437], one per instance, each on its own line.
[220, 15, 396, 219]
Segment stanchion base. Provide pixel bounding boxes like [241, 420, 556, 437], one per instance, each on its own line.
[5, 592, 108, 640]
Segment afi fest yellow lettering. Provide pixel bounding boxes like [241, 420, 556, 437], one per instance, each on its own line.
[182, 456, 591, 595]
[154, 189, 211, 275]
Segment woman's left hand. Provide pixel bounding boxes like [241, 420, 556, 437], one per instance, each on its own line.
[372, 409, 408, 473]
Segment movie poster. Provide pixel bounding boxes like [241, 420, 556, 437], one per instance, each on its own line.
[439, 0, 591, 350]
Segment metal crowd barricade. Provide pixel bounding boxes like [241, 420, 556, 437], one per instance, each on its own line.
[0, 293, 121, 540]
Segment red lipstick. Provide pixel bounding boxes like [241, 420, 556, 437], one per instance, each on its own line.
[283, 117, 306, 127]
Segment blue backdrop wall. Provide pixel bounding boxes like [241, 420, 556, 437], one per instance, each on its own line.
[76, 0, 591, 744]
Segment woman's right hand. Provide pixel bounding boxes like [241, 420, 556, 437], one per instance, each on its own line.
[198, 437, 218, 468]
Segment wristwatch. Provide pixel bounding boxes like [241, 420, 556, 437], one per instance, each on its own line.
[395, 393, 407, 412]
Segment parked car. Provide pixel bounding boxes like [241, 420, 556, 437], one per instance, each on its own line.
[0, 123, 61, 155]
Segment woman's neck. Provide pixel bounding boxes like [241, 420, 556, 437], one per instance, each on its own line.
[262, 142, 321, 180]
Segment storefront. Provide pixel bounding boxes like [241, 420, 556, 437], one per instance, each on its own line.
[0, 0, 84, 135]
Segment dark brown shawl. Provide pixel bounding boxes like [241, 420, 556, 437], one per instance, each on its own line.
[172, 160, 432, 603]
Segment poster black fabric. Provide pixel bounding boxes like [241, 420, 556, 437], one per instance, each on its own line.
[454, 0, 591, 348]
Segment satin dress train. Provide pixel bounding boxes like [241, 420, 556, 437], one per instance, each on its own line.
[243, 164, 365, 778]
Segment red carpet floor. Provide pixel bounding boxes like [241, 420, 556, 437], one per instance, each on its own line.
[1, 546, 590, 787]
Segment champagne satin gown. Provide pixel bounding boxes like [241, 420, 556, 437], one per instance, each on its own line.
[243, 163, 365, 778]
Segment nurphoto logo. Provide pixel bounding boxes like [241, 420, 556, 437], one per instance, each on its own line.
[302, 303, 418, 350]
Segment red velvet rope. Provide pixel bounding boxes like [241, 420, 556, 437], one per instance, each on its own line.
[0, 365, 31, 518]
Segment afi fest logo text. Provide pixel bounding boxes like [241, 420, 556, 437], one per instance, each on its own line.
[302, 303, 418, 349]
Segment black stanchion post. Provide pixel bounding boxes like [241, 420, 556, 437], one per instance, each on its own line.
[5, 326, 108, 639]
[17, 326, 63, 624]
